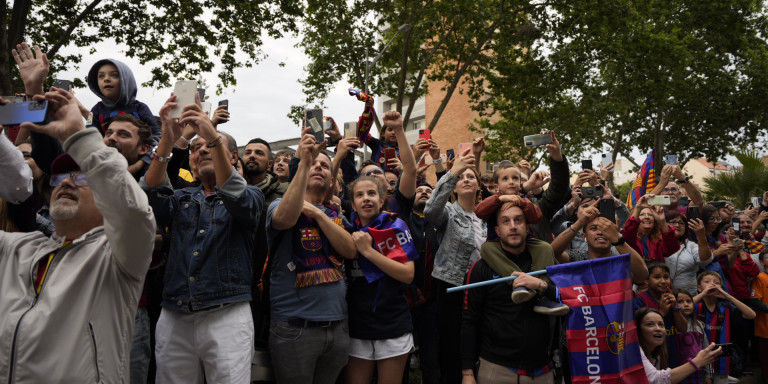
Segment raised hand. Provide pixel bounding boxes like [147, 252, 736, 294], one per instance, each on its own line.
[12, 43, 49, 95]
[337, 137, 361, 157]
[413, 138, 430, 159]
[576, 198, 600, 225]
[428, 139, 441, 159]
[517, 159, 532, 177]
[451, 147, 475, 176]
[20, 88, 84, 143]
[382, 111, 403, 133]
[688, 218, 706, 237]
[472, 137, 485, 157]
[297, 127, 324, 165]
[526, 170, 551, 190]
[543, 130, 563, 162]
[158, 94, 184, 143]
[324, 116, 341, 141]
[211, 105, 230, 127]
[595, 217, 621, 243]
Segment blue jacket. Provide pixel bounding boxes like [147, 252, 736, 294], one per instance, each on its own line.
[141, 169, 264, 310]
[424, 171, 487, 286]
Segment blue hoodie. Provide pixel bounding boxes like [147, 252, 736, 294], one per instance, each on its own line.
[87, 59, 160, 162]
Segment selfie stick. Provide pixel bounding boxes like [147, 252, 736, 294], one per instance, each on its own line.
[446, 270, 547, 293]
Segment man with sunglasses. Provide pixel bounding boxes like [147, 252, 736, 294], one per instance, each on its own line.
[0, 87, 155, 382]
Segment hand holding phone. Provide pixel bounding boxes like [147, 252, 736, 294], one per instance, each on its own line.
[304, 108, 324, 144]
[582, 160, 593, 171]
[171, 80, 198, 119]
[419, 128, 431, 141]
[383, 148, 397, 170]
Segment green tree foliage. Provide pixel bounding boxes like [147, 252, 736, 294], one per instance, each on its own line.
[470, 1, 768, 173]
[294, 0, 539, 129]
[703, 150, 768, 208]
[0, 0, 302, 95]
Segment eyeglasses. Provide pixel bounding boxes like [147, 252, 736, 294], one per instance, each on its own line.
[50, 173, 88, 187]
[661, 188, 680, 193]
[708, 217, 722, 223]
[362, 168, 384, 177]
[667, 220, 685, 226]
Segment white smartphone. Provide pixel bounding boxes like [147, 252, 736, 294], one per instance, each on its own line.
[171, 80, 198, 119]
[202, 101, 212, 117]
[601, 153, 612, 168]
[647, 195, 671, 206]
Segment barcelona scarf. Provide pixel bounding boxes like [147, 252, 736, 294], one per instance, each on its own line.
[356, 212, 418, 283]
[546, 254, 649, 383]
[695, 301, 731, 375]
[291, 204, 349, 288]
[348, 88, 375, 139]
[626, 151, 657, 211]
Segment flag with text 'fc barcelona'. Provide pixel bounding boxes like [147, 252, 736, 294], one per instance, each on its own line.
[546, 254, 648, 384]
[359, 212, 418, 283]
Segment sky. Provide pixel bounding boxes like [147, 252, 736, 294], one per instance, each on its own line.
[53, 32, 748, 169]
[56, 35, 366, 149]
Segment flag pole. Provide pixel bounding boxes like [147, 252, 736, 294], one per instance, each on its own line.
[446, 270, 547, 293]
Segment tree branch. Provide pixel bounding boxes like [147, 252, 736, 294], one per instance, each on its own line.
[46, 0, 104, 61]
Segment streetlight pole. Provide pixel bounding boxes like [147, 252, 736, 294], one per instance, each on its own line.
[363, 23, 411, 94]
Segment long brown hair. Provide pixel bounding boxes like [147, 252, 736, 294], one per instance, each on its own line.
[635, 307, 668, 368]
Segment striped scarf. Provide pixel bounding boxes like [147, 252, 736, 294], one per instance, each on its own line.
[695, 301, 731, 375]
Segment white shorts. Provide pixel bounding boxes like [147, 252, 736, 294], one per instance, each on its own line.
[349, 333, 415, 361]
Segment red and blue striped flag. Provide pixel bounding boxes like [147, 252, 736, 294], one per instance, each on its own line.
[626, 150, 657, 210]
[546, 254, 649, 384]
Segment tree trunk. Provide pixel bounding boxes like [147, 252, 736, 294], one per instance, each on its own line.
[0, 0, 11, 95]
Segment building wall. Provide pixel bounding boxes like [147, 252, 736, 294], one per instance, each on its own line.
[424, 79, 494, 178]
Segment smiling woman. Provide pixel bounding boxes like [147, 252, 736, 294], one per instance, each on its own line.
[636, 308, 723, 384]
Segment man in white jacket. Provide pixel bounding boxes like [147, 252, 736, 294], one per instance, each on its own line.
[0, 84, 155, 382]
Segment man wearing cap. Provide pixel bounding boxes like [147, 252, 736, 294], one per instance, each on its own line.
[141, 94, 263, 383]
[461, 200, 561, 384]
[0, 88, 155, 382]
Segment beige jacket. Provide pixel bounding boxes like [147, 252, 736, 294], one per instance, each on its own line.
[0, 129, 155, 383]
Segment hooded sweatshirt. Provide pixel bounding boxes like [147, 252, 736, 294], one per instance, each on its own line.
[87, 59, 160, 159]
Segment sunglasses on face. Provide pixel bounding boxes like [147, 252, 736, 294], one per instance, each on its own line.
[50, 173, 88, 187]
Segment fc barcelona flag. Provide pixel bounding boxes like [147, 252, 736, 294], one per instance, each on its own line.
[546, 254, 648, 384]
[359, 212, 418, 283]
[626, 150, 657, 211]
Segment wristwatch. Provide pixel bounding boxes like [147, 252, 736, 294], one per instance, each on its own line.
[678, 176, 689, 184]
[611, 236, 626, 247]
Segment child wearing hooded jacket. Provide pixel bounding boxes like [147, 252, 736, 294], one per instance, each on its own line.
[86, 59, 161, 169]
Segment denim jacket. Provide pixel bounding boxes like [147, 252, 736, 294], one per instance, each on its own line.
[424, 171, 486, 286]
[141, 168, 264, 310]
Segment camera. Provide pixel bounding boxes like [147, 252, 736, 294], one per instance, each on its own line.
[581, 186, 603, 199]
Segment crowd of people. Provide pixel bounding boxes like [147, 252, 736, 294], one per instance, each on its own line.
[0, 42, 767, 384]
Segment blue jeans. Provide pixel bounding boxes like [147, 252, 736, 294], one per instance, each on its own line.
[130, 307, 150, 384]
[269, 319, 349, 384]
